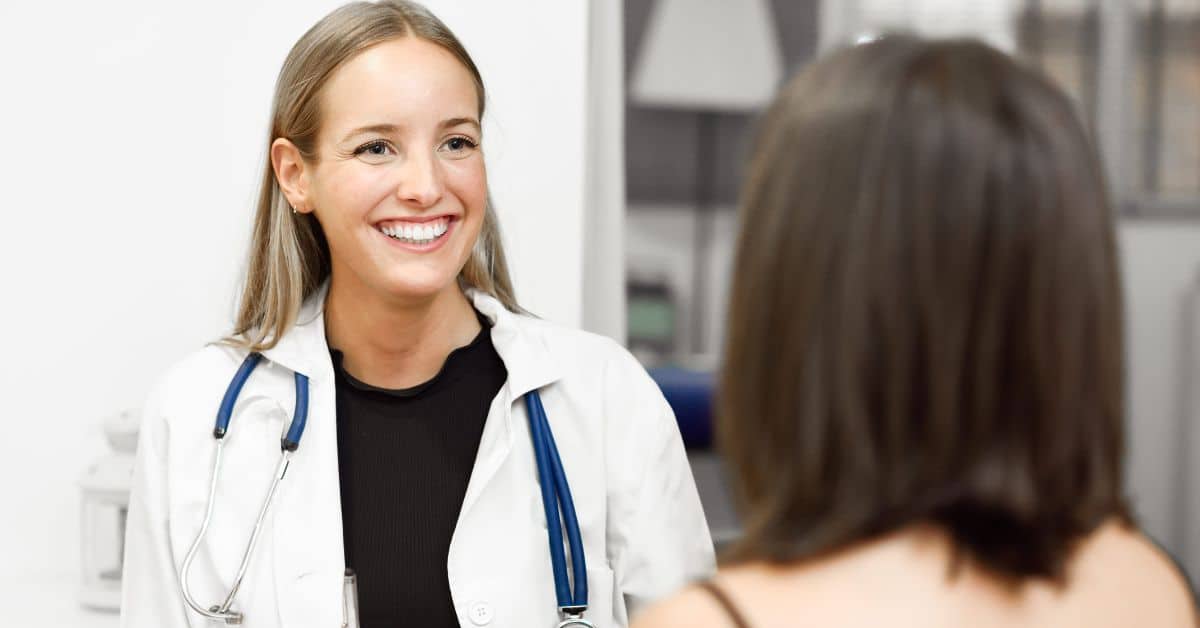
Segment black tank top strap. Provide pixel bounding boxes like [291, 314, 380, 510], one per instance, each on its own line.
[696, 580, 753, 628]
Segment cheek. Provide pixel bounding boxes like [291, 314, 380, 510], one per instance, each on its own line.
[444, 159, 488, 215]
[317, 165, 392, 216]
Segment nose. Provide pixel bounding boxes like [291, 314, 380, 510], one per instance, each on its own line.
[395, 151, 444, 209]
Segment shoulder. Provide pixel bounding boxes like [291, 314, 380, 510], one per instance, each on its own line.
[631, 584, 738, 628]
[512, 311, 632, 359]
[157, 342, 244, 390]
[509, 312, 654, 386]
[142, 343, 248, 420]
[130, 343, 249, 462]
[473, 289, 648, 380]
[1071, 521, 1198, 625]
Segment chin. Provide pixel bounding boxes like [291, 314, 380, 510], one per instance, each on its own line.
[379, 271, 460, 302]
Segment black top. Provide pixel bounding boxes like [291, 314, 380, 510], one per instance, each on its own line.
[332, 312, 506, 627]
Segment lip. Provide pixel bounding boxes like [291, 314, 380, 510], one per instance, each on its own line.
[376, 216, 456, 253]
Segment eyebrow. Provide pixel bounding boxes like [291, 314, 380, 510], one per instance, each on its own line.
[339, 117, 481, 143]
[440, 117, 481, 132]
[340, 123, 399, 142]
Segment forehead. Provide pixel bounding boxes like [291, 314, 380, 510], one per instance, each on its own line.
[319, 37, 479, 134]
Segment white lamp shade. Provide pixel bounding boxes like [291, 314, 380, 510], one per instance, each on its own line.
[631, 0, 784, 111]
[831, 0, 1020, 53]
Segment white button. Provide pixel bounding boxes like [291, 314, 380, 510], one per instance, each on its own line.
[469, 601, 494, 626]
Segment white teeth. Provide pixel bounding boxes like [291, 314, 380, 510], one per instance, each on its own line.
[380, 219, 452, 243]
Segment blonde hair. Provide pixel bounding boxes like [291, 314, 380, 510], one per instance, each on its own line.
[230, 0, 519, 351]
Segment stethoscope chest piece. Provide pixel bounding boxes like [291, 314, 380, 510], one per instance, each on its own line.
[180, 353, 309, 625]
[209, 605, 243, 625]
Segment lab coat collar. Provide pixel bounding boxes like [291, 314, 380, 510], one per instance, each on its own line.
[468, 289, 563, 398]
[258, 281, 564, 396]
[258, 281, 333, 382]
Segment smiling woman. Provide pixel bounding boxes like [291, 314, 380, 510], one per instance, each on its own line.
[237, 7, 508, 355]
[271, 35, 494, 357]
[118, 2, 715, 628]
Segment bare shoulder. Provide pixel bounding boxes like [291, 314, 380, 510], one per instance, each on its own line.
[630, 585, 740, 628]
[1073, 522, 1198, 626]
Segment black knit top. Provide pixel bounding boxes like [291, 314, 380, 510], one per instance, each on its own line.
[332, 312, 506, 626]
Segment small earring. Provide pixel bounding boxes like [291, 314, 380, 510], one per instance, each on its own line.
[291, 205, 299, 214]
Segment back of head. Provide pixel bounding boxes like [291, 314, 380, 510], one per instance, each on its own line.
[720, 36, 1127, 582]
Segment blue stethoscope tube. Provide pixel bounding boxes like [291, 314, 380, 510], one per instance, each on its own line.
[525, 391, 589, 616]
[213, 352, 309, 451]
[182, 352, 589, 627]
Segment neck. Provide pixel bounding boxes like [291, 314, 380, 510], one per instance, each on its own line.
[324, 275, 482, 389]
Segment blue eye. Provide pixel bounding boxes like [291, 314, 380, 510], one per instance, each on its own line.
[354, 140, 394, 159]
[441, 136, 478, 153]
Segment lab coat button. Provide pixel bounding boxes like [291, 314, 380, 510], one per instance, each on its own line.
[469, 601, 494, 625]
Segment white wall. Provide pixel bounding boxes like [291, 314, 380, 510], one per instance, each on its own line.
[582, 0, 629, 343]
[0, 0, 611, 615]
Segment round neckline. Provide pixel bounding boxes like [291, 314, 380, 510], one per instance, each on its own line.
[329, 309, 491, 398]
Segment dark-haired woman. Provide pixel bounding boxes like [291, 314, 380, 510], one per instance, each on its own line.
[634, 36, 1196, 628]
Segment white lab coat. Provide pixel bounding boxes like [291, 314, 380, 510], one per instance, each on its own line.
[120, 286, 715, 628]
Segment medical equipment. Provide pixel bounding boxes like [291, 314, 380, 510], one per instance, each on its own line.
[180, 352, 592, 627]
[342, 569, 360, 628]
[179, 353, 307, 624]
[525, 392, 593, 627]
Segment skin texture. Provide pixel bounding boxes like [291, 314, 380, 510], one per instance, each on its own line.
[272, 37, 486, 389]
[632, 521, 1197, 628]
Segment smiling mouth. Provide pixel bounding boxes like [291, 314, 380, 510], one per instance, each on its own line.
[376, 217, 451, 245]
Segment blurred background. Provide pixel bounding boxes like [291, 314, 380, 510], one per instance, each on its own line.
[0, 0, 1196, 624]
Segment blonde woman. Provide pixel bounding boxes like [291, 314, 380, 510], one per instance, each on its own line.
[120, 2, 714, 626]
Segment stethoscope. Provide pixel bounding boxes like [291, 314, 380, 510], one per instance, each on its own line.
[180, 352, 592, 627]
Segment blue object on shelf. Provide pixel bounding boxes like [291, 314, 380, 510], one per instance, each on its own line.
[648, 367, 714, 450]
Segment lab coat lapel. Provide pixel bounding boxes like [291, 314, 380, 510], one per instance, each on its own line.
[458, 292, 562, 520]
[470, 292, 562, 401]
[250, 286, 563, 626]
[259, 284, 345, 627]
[258, 282, 329, 380]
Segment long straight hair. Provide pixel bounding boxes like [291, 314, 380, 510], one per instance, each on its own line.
[230, 0, 519, 351]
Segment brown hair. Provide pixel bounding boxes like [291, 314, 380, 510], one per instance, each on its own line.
[720, 36, 1128, 581]
[230, 0, 519, 351]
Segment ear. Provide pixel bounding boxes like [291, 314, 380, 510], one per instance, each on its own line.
[271, 137, 315, 213]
